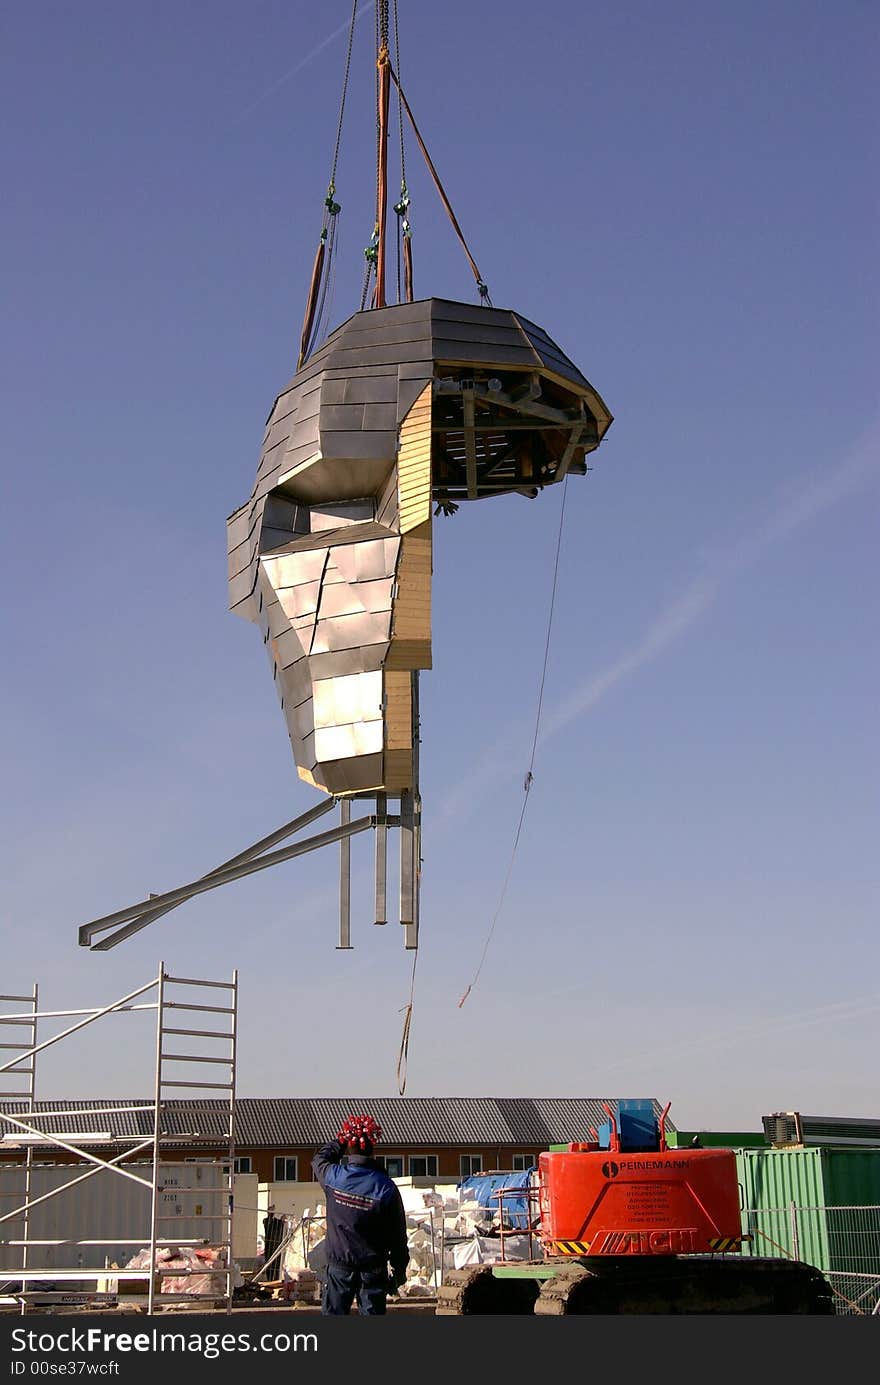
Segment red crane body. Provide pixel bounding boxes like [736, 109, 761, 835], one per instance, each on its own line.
[437, 1100, 834, 1312]
[538, 1145, 743, 1257]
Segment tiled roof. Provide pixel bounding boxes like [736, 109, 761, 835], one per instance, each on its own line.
[0, 1097, 673, 1149]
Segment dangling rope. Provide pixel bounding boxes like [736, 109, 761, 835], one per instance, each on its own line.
[396, 945, 419, 1095]
[297, 0, 359, 368]
[458, 479, 571, 1007]
[389, 63, 490, 306]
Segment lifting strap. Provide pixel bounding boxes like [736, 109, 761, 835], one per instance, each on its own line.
[296, 0, 359, 368]
[389, 63, 491, 305]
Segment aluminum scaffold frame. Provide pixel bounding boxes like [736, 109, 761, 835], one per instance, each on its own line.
[0, 963, 237, 1314]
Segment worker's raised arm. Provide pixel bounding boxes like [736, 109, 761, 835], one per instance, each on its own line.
[311, 1138, 344, 1186]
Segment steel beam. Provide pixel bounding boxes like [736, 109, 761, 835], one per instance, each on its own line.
[338, 799, 352, 949]
[79, 813, 373, 951]
[374, 792, 388, 925]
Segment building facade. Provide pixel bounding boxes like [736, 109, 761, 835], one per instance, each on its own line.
[0, 1096, 673, 1182]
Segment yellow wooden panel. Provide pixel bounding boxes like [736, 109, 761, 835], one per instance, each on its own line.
[383, 748, 414, 793]
[385, 639, 432, 671]
[397, 384, 433, 534]
[384, 671, 412, 750]
[390, 517, 432, 665]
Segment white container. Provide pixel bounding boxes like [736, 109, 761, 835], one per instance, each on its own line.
[0, 1161, 231, 1274]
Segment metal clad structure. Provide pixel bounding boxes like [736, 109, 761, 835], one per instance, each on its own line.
[763, 1112, 880, 1148]
[228, 298, 611, 796]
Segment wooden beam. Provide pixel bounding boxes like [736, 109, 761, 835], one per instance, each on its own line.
[554, 423, 583, 481]
[433, 418, 569, 432]
[475, 387, 579, 426]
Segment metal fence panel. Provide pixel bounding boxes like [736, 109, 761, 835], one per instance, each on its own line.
[742, 1203, 880, 1315]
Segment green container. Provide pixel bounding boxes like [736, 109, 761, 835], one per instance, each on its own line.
[666, 1130, 766, 1149]
[736, 1148, 880, 1276]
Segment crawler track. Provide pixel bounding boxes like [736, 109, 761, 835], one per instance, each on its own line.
[435, 1266, 540, 1315]
[437, 1257, 834, 1315]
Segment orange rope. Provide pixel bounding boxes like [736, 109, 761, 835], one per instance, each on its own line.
[389, 64, 489, 302]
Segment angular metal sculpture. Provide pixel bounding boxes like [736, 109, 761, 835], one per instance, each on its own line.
[227, 297, 612, 798]
[77, 298, 611, 954]
[75, 13, 615, 958]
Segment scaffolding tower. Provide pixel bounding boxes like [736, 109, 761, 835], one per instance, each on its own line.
[0, 963, 237, 1314]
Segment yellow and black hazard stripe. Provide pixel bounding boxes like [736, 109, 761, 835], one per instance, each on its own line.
[552, 1240, 591, 1255]
[708, 1235, 749, 1252]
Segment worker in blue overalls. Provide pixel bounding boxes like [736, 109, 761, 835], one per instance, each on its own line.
[311, 1113, 409, 1315]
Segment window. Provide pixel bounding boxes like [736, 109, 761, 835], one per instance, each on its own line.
[374, 1155, 404, 1178]
[512, 1154, 535, 1171]
[408, 1155, 438, 1177]
[234, 1156, 252, 1175]
[460, 1154, 482, 1177]
[273, 1155, 298, 1182]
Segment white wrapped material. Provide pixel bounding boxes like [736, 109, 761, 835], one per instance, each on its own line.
[475, 1234, 534, 1263]
[453, 1203, 496, 1237]
[281, 1215, 328, 1275]
[452, 1236, 484, 1268]
[122, 1245, 229, 1297]
[447, 1231, 536, 1269]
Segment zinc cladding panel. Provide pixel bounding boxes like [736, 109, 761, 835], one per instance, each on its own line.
[319, 375, 398, 406]
[362, 403, 400, 431]
[432, 337, 540, 367]
[226, 506, 251, 552]
[319, 404, 367, 431]
[376, 470, 399, 528]
[428, 319, 532, 351]
[316, 429, 398, 460]
[322, 365, 405, 383]
[340, 300, 434, 332]
[272, 396, 321, 444]
[324, 342, 437, 372]
[514, 316, 590, 387]
[334, 320, 440, 350]
[429, 299, 522, 329]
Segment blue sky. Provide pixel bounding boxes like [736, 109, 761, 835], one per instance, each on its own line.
[1, 1, 876, 1131]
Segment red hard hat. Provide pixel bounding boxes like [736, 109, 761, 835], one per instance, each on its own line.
[338, 1114, 382, 1148]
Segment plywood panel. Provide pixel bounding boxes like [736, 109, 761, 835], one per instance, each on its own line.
[397, 384, 433, 534]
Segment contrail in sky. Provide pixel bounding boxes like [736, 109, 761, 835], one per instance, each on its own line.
[438, 419, 880, 826]
[577, 992, 880, 1076]
[230, 2, 374, 128]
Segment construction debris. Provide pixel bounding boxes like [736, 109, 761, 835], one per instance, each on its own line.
[121, 1245, 237, 1299]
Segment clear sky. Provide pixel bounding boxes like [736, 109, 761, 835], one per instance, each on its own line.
[1, 1, 877, 1132]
